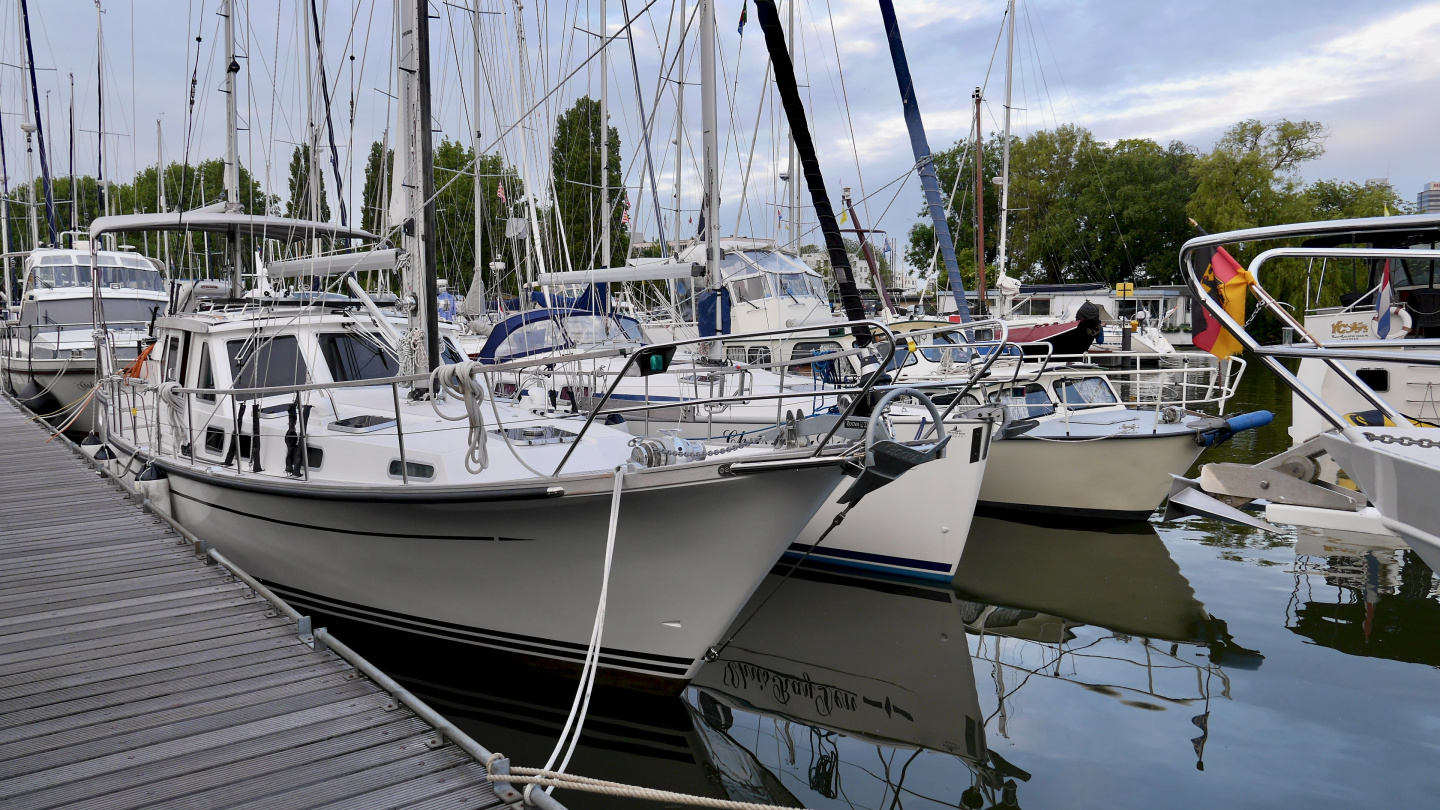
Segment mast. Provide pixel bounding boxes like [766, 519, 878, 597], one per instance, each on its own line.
[600, 0, 611, 266]
[785, 0, 796, 252]
[752, 0, 867, 340]
[303, 0, 320, 257]
[996, 0, 1015, 279]
[471, 0, 485, 298]
[700, 0, 719, 327]
[972, 87, 986, 316]
[507, 2, 547, 296]
[843, 186, 895, 317]
[221, 0, 243, 293]
[0, 92, 9, 307]
[68, 74, 76, 234]
[95, 1, 105, 230]
[671, 0, 683, 256]
[156, 119, 170, 270]
[397, 0, 440, 373]
[876, 0, 969, 321]
[19, 0, 56, 247]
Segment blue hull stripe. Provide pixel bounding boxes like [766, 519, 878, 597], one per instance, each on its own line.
[784, 543, 954, 580]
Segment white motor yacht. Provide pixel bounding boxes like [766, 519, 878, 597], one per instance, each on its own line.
[1, 245, 167, 433]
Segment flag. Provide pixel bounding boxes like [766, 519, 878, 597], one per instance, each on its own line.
[838, 209, 849, 225]
[1375, 259, 1394, 338]
[1190, 227, 1253, 359]
[497, 182, 507, 203]
[737, 1, 747, 35]
[621, 210, 630, 226]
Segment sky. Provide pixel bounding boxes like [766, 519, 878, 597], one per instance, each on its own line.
[2, 0, 1437, 281]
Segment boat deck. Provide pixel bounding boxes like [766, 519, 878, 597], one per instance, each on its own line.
[0, 395, 507, 810]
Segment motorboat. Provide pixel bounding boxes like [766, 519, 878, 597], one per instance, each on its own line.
[0, 245, 167, 433]
[1164, 215, 1440, 569]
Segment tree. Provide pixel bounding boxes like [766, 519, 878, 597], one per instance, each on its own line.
[284, 145, 330, 222]
[360, 140, 394, 236]
[550, 95, 626, 271]
[1186, 118, 1326, 242]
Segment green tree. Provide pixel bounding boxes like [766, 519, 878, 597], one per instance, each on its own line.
[550, 95, 626, 270]
[360, 140, 394, 236]
[1186, 118, 1326, 243]
[284, 145, 330, 222]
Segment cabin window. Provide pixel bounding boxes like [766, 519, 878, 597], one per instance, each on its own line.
[226, 335, 309, 398]
[163, 336, 184, 382]
[1053, 376, 1119, 407]
[726, 345, 772, 365]
[790, 341, 853, 378]
[492, 319, 559, 360]
[774, 273, 815, 300]
[319, 333, 399, 382]
[196, 344, 217, 402]
[1355, 368, 1389, 392]
[388, 459, 435, 480]
[921, 333, 968, 363]
[204, 426, 225, 455]
[558, 314, 629, 345]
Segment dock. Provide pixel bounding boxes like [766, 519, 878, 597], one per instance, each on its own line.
[0, 395, 514, 810]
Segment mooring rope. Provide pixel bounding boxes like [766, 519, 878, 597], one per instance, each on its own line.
[487, 765, 808, 809]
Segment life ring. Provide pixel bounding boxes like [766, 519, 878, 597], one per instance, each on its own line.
[1374, 306, 1411, 339]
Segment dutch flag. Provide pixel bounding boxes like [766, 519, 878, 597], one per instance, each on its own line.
[1375, 259, 1394, 338]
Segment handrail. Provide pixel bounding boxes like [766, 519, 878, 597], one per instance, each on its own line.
[1180, 233, 1438, 431]
[551, 319, 899, 475]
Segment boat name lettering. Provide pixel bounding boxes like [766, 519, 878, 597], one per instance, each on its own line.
[721, 661, 858, 716]
[1330, 320, 1369, 338]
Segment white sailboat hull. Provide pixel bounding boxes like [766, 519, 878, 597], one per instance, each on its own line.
[790, 420, 992, 581]
[160, 461, 844, 686]
[980, 429, 1204, 520]
[1, 360, 97, 433]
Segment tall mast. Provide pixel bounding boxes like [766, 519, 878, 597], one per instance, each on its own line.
[700, 0, 719, 316]
[95, 1, 105, 228]
[670, 0, 682, 256]
[303, 0, 320, 257]
[972, 87, 986, 316]
[996, 0, 1015, 279]
[68, 74, 76, 234]
[156, 118, 170, 270]
[221, 0, 242, 293]
[0, 90, 10, 306]
[600, 0, 611, 266]
[19, 0, 56, 247]
[508, 2, 546, 294]
[471, 1, 485, 292]
[398, 0, 439, 373]
[876, 0, 969, 321]
[785, 0, 796, 252]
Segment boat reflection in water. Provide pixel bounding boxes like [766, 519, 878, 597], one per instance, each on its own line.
[1287, 532, 1440, 666]
[692, 565, 1023, 809]
[953, 517, 1263, 769]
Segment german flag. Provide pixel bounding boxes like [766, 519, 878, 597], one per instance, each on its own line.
[1190, 225, 1253, 359]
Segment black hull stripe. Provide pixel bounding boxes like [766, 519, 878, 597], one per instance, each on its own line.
[269, 583, 692, 676]
[156, 457, 566, 503]
[785, 542, 952, 573]
[170, 489, 536, 543]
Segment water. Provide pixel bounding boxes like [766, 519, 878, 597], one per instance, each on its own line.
[341, 364, 1440, 808]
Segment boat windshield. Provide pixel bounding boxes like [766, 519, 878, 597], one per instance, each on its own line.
[993, 383, 1056, 420]
[920, 333, 968, 363]
[319, 333, 399, 382]
[1053, 376, 1119, 408]
[30, 262, 164, 292]
[18, 297, 163, 328]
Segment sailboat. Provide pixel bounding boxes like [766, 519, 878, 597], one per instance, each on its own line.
[85, 0, 941, 690]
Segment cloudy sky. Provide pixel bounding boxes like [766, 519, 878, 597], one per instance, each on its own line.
[3, 0, 1436, 278]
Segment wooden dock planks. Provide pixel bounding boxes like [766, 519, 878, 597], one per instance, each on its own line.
[0, 396, 505, 810]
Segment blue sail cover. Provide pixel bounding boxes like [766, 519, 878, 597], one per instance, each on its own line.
[697, 287, 732, 337]
[877, 0, 971, 322]
[530, 282, 609, 313]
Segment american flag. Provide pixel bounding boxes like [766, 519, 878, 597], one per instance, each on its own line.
[497, 182, 507, 203]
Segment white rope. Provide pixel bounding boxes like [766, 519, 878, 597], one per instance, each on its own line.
[491, 768, 807, 809]
[532, 467, 625, 802]
[428, 361, 490, 474]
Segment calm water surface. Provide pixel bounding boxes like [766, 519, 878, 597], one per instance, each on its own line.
[348, 363, 1440, 808]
